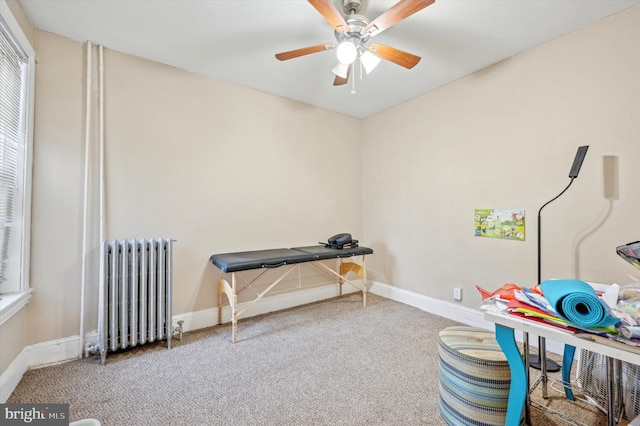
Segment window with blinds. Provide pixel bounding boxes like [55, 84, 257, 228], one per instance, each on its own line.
[0, 15, 28, 291]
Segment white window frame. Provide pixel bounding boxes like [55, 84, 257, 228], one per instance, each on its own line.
[0, 0, 35, 325]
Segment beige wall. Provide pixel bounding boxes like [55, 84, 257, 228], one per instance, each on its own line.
[10, 3, 640, 350]
[28, 29, 86, 344]
[27, 30, 363, 344]
[362, 6, 640, 306]
[5, 0, 33, 46]
[0, 309, 26, 375]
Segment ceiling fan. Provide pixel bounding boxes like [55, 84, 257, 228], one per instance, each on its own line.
[275, 0, 435, 86]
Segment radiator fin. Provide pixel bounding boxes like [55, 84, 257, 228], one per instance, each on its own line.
[98, 238, 173, 364]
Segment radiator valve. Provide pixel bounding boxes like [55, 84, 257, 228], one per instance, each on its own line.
[84, 342, 99, 358]
[173, 320, 184, 341]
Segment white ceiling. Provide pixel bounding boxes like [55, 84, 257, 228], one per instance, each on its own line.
[18, 0, 640, 118]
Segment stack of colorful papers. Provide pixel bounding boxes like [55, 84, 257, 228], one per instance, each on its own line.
[507, 288, 617, 336]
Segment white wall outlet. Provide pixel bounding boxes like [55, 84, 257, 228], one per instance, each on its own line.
[453, 287, 462, 301]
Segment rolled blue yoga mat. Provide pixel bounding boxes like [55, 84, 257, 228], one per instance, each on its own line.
[540, 279, 618, 328]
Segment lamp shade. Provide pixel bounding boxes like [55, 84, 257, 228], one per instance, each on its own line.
[331, 62, 350, 78]
[336, 41, 357, 64]
[360, 50, 381, 74]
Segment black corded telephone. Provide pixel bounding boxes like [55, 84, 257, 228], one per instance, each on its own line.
[322, 233, 359, 249]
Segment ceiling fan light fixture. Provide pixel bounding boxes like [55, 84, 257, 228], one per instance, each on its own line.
[336, 40, 358, 64]
[331, 62, 350, 79]
[360, 50, 381, 74]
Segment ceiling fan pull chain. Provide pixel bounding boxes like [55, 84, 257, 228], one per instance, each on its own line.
[351, 66, 357, 95]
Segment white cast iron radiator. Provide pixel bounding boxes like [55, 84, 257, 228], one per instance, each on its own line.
[95, 238, 178, 364]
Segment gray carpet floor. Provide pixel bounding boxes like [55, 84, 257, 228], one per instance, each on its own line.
[8, 293, 609, 425]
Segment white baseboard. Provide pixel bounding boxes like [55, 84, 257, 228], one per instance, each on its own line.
[174, 282, 360, 332]
[28, 335, 82, 367]
[0, 347, 28, 403]
[367, 280, 564, 355]
[2, 279, 564, 402]
[368, 280, 489, 327]
[0, 331, 100, 402]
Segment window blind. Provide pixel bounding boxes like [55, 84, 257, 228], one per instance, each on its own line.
[0, 18, 27, 284]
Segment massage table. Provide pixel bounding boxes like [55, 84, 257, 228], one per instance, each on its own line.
[210, 245, 373, 343]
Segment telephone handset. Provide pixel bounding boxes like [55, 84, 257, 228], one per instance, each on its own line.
[323, 233, 358, 249]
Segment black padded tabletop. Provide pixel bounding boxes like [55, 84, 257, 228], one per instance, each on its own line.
[210, 245, 373, 273]
[291, 245, 374, 260]
[210, 248, 314, 273]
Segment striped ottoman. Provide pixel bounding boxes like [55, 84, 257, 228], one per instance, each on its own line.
[438, 326, 514, 426]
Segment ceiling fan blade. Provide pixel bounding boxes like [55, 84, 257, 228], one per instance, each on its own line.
[275, 43, 335, 61]
[308, 0, 350, 33]
[364, 0, 435, 36]
[333, 65, 352, 86]
[369, 43, 421, 69]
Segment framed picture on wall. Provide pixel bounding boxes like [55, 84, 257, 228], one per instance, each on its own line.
[474, 209, 525, 241]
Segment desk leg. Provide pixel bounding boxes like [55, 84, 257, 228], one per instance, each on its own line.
[495, 324, 526, 426]
[523, 332, 531, 423]
[562, 345, 576, 401]
[606, 356, 616, 426]
[616, 360, 624, 424]
[540, 337, 548, 399]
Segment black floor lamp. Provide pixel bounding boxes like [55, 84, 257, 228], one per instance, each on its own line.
[529, 145, 589, 371]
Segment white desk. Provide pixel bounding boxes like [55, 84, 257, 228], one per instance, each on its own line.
[485, 311, 640, 426]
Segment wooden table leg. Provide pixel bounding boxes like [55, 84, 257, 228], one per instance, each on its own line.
[361, 256, 367, 307]
[218, 272, 239, 343]
[217, 271, 223, 326]
[231, 272, 237, 343]
[338, 259, 344, 297]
